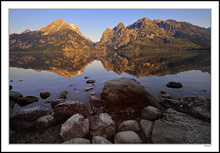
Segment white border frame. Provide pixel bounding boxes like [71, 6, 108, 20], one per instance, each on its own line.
[1, 1, 219, 152]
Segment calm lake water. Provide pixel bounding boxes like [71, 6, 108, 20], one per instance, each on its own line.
[9, 50, 211, 116]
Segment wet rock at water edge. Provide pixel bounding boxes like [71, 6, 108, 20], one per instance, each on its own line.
[117, 120, 140, 133]
[86, 80, 96, 84]
[40, 92, 51, 99]
[9, 85, 13, 90]
[90, 113, 116, 139]
[140, 119, 154, 140]
[161, 93, 172, 99]
[166, 82, 183, 88]
[35, 114, 55, 129]
[85, 87, 93, 91]
[88, 105, 97, 115]
[90, 91, 96, 95]
[89, 96, 105, 107]
[53, 101, 87, 121]
[115, 131, 142, 144]
[92, 136, 112, 144]
[152, 108, 210, 143]
[69, 84, 74, 86]
[58, 90, 68, 99]
[84, 76, 89, 79]
[60, 114, 89, 141]
[63, 138, 90, 144]
[10, 106, 51, 130]
[160, 90, 167, 94]
[161, 96, 211, 121]
[10, 91, 23, 101]
[16, 96, 39, 107]
[50, 99, 65, 108]
[101, 78, 160, 120]
[141, 106, 162, 121]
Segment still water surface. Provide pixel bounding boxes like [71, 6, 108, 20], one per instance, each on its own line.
[9, 51, 211, 116]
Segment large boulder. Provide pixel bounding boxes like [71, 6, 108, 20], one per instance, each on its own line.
[114, 131, 142, 144]
[141, 106, 162, 121]
[63, 138, 90, 144]
[16, 96, 39, 107]
[53, 101, 87, 121]
[60, 114, 89, 141]
[101, 78, 160, 120]
[90, 113, 116, 139]
[92, 136, 112, 144]
[139, 119, 154, 139]
[10, 106, 51, 130]
[35, 114, 55, 129]
[152, 108, 211, 144]
[161, 96, 211, 121]
[10, 91, 23, 101]
[117, 120, 140, 133]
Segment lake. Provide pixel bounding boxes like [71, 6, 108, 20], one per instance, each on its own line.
[9, 50, 211, 116]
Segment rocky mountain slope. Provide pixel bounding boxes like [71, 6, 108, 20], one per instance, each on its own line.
[10, 18, 211, 52]
[97, 17, 211, 51]
[9, 19, 96, 52]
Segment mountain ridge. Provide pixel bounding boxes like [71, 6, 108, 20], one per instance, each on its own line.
[9, 17, 211, 52]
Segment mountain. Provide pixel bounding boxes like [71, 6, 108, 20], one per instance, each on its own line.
[9, 19, 96, 52]
[153, 19, 211, 49]
[97, 17, 211, 51]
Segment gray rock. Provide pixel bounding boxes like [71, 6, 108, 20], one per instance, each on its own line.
[10, 106, 51, 130]
[86, 80, 96, 84]
[166, 82, 183, 88]
[50, 99, 65, 108]
[90, 91, 96, 95]
[90, 113, 116, 139]
[16, 96, 39, 107]
[152, 108, 211, 144]
[101, 78, 160, 120]
[35, 114, 55, 129]
[92, 136, 112, 144]
[140, 119, 154, 138]
[141, 106, 162, 121]
[161, 96, 211, 121]
[53, 101, 87, 121]
[160, 90, 167, 94]
[40, 92, 51, 99]
[85, 87, 93, 91]
[60, 114, 89, 141]
[115, 131, 142, 144]
[63, 138, 90, 144]
[89, 96, 105, 107]
[10, 91, 23, 100]
[161, 93, 171, 99]
[117, 120, 140, 132]
[58, 90, 68, 99]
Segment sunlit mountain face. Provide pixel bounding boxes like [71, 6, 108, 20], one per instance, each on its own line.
[9, 50, 210, 79]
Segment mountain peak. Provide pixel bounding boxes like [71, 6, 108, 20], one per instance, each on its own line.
[21, 29, 31, 34]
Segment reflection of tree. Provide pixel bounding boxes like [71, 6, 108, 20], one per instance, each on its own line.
[10, 50, 210, 78]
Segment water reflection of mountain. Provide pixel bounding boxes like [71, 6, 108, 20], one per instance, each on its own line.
[9, 50, 211, 78]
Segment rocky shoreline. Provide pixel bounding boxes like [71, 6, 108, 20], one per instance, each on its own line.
[9, 78, 211, 144]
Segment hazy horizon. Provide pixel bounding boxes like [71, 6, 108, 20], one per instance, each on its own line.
[9, 9, 211, 42]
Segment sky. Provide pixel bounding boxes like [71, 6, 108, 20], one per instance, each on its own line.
[9, 9, 211, 42]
